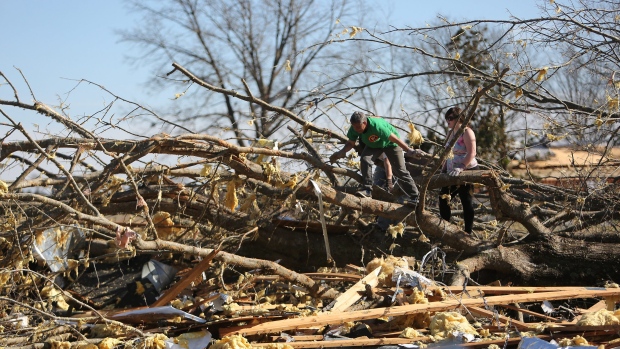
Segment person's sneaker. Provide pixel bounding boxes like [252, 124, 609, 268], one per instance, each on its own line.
[354, 189, 372, 198]
[397, 195, 419, 207]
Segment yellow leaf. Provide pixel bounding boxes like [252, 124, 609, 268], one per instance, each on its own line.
[200, 164, 211, 177]
[285, 60, 292, 72]
[515, 88, 523, 98]
[461, 25, 472, 30]
[0, 180, 7, 194]
[446, 85, 455, 98]
[556, 6, 561, 13]
[239, 193, 257, 212]
[454, 52, 461, 60]
[595, 115, 603, 127]
[349, 26, 363, 38]
[607, 96, 619, 109]
[224, 180, 238, 212]
[536, 67, 548, 82]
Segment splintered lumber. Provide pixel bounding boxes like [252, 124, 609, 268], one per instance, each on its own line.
[468, 306, 531, 330]
[441, 286, 611, 295]
[303, 272, 362, 281]
[269, 335, 324, 341]
[230, 288, 620, 335]
[329, 266, 381, 312]
[569, 300, 607, 324]
[251, 337, 428, 348]
[498, 304, 559, 322]
[151, 249, 219, 307]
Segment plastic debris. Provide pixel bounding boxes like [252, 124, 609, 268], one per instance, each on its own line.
[165, 330, 212, 349]
[32, 225, 85, 272]
[110, 305, 206, 323]
[142, 259, 178, 293]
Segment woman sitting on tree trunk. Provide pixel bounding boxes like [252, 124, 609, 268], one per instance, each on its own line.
[439, 107, 479, 234]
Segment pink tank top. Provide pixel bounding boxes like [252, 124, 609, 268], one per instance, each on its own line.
[446, 129, 478, 172]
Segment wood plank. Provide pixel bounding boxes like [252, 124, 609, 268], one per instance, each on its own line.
[231, 289, 620, 336]
[468, 306, 532, 330]
[251, 337, 428, 348]
[330, 266, 381, 312]
[441, 286, 608, 295]
[303, 272, 362, 280]
[569, 300, 607, 324]
[498, 304, 559, 322]
[151, 249, 219, 307]
[269, 335, 324, 341]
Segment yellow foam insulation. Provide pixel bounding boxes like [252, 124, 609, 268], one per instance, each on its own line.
[75, 344, 98, 349]
[429, 311, 478, 340]
[263, 344, 294, 349]
[40, 286, 70, 311]
[408, 123, 424, 146]
[98, 338, 121, 349]
[91, 323, 126, 338]
[393, 288, 431, 329]
[49, 340, 71, 349]
[479, 328, 491, 338]
[339, 321, 366, 335]
[135, 281, 145, 295]
[210, 334, 252, 349]
[171, 299, 194, 309]
[222, 303, 271, 317]
[366, 256, 408, 287]
[387, 223, 405, 239]
[400, 328, 422, 338]
[136, 334, 168, 349]
[224, 180, 239, 212]
[173, 331, 209, 348]
[152, 212, 181, 240]
[575, 309, 620, 326]
[558, 335, 589, 347]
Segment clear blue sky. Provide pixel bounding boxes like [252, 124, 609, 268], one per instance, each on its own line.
[0, 0, 542, 125]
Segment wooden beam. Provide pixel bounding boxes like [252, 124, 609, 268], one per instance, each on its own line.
[231, 289, 620, 336]
[468, 306, 532, 330]
[568, 300, 606, 324]
[498, 304, 559, 322]
[330, 266, 381, 312]
[440, 286, 607, 295]
[151, 249, 219, 307]
[251, 337, 428, 348]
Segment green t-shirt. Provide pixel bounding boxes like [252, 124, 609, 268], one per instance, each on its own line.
[347, 117, 399, 148]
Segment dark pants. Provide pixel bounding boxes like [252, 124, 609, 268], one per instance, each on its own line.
[373, 165, 396, 230]
[360, 146, 419, 199]
[439, 167, 478, 233]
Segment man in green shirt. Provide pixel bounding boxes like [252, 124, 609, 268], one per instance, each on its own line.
[329, 112, 420, 206]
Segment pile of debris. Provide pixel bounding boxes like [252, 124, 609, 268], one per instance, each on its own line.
[3, 235, 620, 349]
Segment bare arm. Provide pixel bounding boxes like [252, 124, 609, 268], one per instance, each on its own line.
[329, 140, 356, 163]
[383, 156, 394, 190]
[388, 133, 412, 152]
[383, 157, 393, 180]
